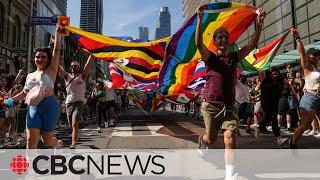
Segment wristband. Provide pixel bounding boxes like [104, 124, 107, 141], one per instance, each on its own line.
[294, 36, 301, 41]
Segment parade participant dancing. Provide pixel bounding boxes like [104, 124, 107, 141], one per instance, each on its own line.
[289, 28, 320, 148]
[196, 5, 266, 179]
[91, 81, 107, 131]
[59, 55, 93, 149]
[10, 26, 62, 149]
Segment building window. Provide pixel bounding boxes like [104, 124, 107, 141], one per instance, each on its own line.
[0, 3, 4, 42]
[12, 16, 21, 47]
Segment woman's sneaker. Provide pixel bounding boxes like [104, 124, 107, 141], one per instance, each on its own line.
[314, 133, 320, 139]
[56, 140, 63, 149]
[303, 129, 311, 136]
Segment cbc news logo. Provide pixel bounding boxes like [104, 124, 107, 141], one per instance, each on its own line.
[10, 155, 30, 175]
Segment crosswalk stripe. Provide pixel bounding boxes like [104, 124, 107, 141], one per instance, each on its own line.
[112, 122, 133, 137]
[147, 123, 168, 136]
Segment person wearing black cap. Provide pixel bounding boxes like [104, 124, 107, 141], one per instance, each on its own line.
[289, 28, 320, 148]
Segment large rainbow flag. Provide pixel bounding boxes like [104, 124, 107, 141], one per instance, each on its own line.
[129, 92, 164, 113]
[158, 2, 257, 96]
[65, 26, 170, 83]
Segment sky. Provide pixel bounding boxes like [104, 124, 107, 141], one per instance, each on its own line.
[67, 0, 184, 40]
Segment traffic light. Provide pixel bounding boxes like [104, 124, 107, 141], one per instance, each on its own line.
[58, 16, 70, 36]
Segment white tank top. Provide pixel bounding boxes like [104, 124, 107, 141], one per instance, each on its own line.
[66, 73, 86, 104]
[304, 66, 320, 91]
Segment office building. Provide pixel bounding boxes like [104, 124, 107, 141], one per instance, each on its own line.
[139, 27, 149, 42]
[80, 0, 103, 34]
[155, 7, 171, 40]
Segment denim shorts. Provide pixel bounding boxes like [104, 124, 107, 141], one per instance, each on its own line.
[299, 92, 320, 113]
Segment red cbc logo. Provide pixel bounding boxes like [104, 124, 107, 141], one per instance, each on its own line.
[10, 155, 29, 175]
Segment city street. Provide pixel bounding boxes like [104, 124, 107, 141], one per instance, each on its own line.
[54, 107, 320, 149]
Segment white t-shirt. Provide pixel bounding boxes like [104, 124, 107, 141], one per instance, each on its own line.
[65, 73, 86, 104]
[105, 88, 116, 101]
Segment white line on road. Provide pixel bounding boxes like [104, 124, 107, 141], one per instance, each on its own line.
[255, 173, 320, 178]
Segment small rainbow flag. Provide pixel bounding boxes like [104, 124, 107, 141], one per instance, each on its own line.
[237, 30, 290, 72]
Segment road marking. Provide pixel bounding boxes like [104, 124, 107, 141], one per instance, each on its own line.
[255, 173, 320, 178]
[112, 123, 133, 137]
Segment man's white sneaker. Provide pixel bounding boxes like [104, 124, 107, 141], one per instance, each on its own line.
[97, 127, 102, 133]
[197, 136, 208, 158]
[105, 121, 109, 128]
[226, 173, 238, 180]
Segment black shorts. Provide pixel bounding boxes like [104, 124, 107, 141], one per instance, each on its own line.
[0, 110, 5, 118]
[278, 97, 290, 115]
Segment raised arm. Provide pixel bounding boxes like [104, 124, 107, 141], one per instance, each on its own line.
[195, 6, 210, 62]
[13, 69, 25, 85]
[12, 74, 29, 102]
[58, 65, 68, 80]
[82, 55, 94, 80]
[238, 8, 266, 60]
[291, 28, 309, 73]
[47, 26, 61, 79]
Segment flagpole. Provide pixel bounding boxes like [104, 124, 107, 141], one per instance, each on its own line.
[27, 0, 34, 73]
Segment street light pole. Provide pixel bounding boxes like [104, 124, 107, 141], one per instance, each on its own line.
[27, 0, 34, 73]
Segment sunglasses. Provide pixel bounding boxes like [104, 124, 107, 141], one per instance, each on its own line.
[70, 65, 79, 68]
[35, 56, 47, 59]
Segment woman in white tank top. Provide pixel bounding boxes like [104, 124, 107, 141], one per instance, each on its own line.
[289, 28, 320, 148]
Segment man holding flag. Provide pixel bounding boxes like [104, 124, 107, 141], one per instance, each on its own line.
[195, 5, 266, 179]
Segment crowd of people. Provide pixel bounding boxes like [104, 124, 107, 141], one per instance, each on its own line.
[0, 26, 130, 149]
[0, 7, 318, 159]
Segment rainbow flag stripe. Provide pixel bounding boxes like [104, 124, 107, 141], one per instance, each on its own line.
[158, 2, 257, 96]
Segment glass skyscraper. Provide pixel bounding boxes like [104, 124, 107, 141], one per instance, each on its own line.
[139, 27, 149, 41]
[155, 7, 171, 40]
[80, 0, 103, 34]
[236, 0, 320, 55]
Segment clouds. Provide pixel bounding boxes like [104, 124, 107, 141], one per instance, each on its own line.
[111, 5, 158, 32]
[67, 0, 184, 40]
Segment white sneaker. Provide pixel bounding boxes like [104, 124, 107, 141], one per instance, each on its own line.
[104, 121, 109, 128]
[250, 124, 259, 129]
[314, 133, 320, 139]
[56, 140, 63, 148]
[267, 126, 272, 131]
[225, 173, 238, 180]
[309, 130, 318, 136]
[277, 138, 288, 146]
[97, 127, 102, 133]
[303, 129, 311, 136]
[109, 119, 115, 126]
[197, 136, 208, 158]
